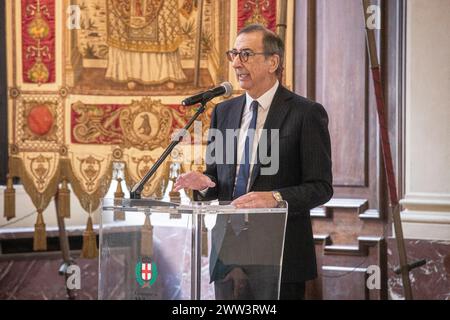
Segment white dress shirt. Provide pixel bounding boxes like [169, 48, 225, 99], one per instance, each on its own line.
[235, 80, 280, 192]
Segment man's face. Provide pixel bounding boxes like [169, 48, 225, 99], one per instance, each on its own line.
[231, 31, 278, 98]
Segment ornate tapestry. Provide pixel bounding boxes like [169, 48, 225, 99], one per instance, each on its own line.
[4, 0, 294, 255]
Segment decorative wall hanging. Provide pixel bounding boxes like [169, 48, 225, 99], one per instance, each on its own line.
[5, 0, 294, 256]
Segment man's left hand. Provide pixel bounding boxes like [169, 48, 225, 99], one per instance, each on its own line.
[231, 192, 277, 208]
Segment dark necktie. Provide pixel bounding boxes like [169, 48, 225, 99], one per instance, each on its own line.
[231, 100, 259, 235]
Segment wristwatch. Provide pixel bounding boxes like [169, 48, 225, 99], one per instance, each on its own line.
[272, 191, 286, 208]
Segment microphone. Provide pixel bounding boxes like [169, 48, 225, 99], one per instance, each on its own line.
[182, 82, 233, 106]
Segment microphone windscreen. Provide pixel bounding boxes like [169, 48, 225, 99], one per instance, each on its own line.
[221, 82, 233, 98]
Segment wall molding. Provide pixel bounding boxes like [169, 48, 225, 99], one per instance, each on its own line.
[399, 221, 450, 241]
[401, 193, 450, 212]
[399, 193, 450, 240]
[399, 210, 450, 241]
[401, 210, 450, 224]
[311, 198, 381, 219]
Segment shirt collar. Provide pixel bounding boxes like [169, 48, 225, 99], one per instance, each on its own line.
[245, 80, 280, 111]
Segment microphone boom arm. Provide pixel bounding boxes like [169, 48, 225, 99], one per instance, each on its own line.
[130, 102, 207, 199]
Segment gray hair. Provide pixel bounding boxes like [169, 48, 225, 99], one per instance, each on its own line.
[238, 24, 285, 76]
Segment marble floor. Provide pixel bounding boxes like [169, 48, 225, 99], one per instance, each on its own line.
[0, 251, 98, 300]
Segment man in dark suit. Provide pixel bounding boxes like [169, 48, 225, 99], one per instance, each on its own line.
[174, 24, 332, 299]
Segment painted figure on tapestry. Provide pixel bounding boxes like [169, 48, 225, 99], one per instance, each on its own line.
[69, 0, 228, 93]
[105, 0, 187, 86]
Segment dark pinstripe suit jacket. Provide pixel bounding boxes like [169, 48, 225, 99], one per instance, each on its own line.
[195, 85, 333, 283]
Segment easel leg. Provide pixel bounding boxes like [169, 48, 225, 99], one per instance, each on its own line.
[55, 200, 77, 300]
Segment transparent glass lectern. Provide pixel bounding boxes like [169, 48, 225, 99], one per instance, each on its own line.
[98, 198, 288, 300]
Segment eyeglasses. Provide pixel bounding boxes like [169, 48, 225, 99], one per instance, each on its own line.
[225, 49, 272, 63]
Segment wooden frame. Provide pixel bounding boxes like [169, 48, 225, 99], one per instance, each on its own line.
[0, 0, 8, 185]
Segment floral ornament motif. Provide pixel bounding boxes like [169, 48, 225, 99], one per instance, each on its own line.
[25, 0, 52, 85]
[27, 61, 49, 84]
[27, 10, 50, 39]
[127, 153, 168, 198]
[78, 155, 104, 193]
[244, 0, 271, 26]
[27, 154, 53, 191]
[133, 155, 155, 179]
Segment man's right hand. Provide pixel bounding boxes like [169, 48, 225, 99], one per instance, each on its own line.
[173, 171, 216, 192]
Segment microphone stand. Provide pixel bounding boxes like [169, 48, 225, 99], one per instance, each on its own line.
[130, 100, 208, 200]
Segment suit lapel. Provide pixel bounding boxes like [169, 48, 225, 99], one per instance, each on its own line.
[224, 94, 246, 198]
[227, 94, 246, 130]
[248, 86, 292, 190]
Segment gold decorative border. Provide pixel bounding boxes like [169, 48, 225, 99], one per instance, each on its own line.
[15, 94, 64, 152]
